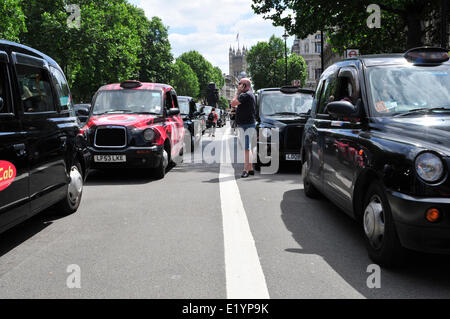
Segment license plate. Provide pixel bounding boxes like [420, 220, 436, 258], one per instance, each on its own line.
[94, 155, 126, 162]
[285, 154, 300, 161]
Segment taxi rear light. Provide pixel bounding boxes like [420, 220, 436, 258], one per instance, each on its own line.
[120, 80, 142, 89]
[404, 47, 449, 64]
[425, 208, 441, 223]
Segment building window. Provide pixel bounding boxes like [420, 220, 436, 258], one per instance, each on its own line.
[304, 43, 309, 53]
[315, 34, 321, 40]
[315, 42, 322, 53]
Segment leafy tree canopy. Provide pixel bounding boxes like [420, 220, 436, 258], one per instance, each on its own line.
[178, 51, 224, 101]
[171, 59, 199, 98]
[247, 35, 307, 90]
[251, 0, 445, 54]
[0, 0, 26, 42]
[218, 96, 229, 110]
[17, 0, 173, 102]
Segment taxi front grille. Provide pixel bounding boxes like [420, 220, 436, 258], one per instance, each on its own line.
[94, 127, 127, 148]
[285, 126, 302, 150]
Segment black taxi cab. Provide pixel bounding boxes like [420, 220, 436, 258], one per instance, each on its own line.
[301, 47, 450, 266]
[178, 96, 202, 152]
[255, 86, 314, 170]
[0, 40, 90, 233]
[83, 81, 184, 179]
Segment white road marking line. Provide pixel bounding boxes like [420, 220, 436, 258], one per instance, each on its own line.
[219, 128, 270, 299]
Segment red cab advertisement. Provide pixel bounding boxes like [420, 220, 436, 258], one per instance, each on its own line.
[0, 161, 17, 191]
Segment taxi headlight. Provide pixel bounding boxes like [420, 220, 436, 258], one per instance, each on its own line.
[143, 129, 155, 142]
[261, 127, 272, 138]
[415, 152, 445, 183]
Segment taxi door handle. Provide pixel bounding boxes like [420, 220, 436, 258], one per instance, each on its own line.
[60, 136, 67, 147]
[13, 143, 26, 156]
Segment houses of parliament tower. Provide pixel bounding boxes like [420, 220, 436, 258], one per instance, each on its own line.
[229, 46, 248, 79]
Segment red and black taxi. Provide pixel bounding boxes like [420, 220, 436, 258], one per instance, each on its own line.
[301, 47, 450, 266]
[83, 80, 184, 179]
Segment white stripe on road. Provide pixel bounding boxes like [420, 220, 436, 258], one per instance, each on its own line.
[219, 128, 270, 299]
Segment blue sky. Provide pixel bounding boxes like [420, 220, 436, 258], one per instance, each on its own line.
[131, 0, 294, 74]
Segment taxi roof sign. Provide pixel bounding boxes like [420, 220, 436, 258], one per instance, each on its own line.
[120, 80, 143, 89]
[404, 47, 449, 64]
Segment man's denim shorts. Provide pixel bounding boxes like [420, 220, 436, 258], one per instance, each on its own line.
[238, 123, 256, 150]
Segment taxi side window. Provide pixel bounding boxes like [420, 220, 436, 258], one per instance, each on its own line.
[311, 80, 324, 116]
[17, 64, 56, 113]
[317, 74, 338, 115]
[50, 66, 73, 112]
[165, 91, 173, 110]
[171, 91, 179, 109]
[0, 62, 12, 114]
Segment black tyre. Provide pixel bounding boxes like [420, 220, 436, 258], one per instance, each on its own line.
[152, 148, 168, 179]
[302, 160, 320, 198]
[55, 161, 83, 215]
[362, 181, 405, 267]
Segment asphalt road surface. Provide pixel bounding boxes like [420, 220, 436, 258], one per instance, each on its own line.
[1, 124, 450, 299]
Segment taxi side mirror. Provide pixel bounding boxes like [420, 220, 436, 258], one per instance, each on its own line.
[326, 101, 359, 118]
[75, 106, 89, 117]
[167, 108, 180, 116]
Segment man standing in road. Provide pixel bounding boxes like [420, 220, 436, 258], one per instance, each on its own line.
[231, 78, 256, 178]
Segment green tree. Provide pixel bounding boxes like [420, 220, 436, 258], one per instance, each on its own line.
[218, 96, 229, 110]
[171, 59, 199, 98]
[18, 0, 173, 102]
[211, 66, 225, 90]
[137, 16, 173, 84]
[0, 0, 26, 42]
[251, 0, 446, 54]
[247, 35, 306, 90]
[286, 54, 308, 87]
[178, 51, 217, 100]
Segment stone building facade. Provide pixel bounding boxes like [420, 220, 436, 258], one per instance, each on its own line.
[292, 32, 344, 89]
[291, 32, 323, 89]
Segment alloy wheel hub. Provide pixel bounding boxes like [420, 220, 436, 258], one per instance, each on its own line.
[363, 195, 385, 249]
[68, 166, 83, 204]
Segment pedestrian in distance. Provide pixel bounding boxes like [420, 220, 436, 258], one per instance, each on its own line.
[207, 107, 219, 137]
[230, 78, 256, 178]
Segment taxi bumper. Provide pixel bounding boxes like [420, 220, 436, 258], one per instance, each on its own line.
[88, 145, 164, 169]
[387, 190, 450, 254]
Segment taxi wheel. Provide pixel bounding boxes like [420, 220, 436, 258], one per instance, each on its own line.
[363, 181, 405, 267]
[56, 161, 83, 215]
[152, 149, 168, 179]
[302, 160, 319, 198]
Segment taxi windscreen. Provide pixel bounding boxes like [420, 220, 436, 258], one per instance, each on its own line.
[260, 91, 313, 116]
[178, 99, 190, 115]
[367, 65, 450, 116]
[92, 90, 162, 115]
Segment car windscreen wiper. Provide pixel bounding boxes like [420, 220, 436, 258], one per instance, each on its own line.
[128, 111, 161, 115]
[93, 110, 131, 115]
[267, 112, 300, 116]
[393, 107, 450, 117]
